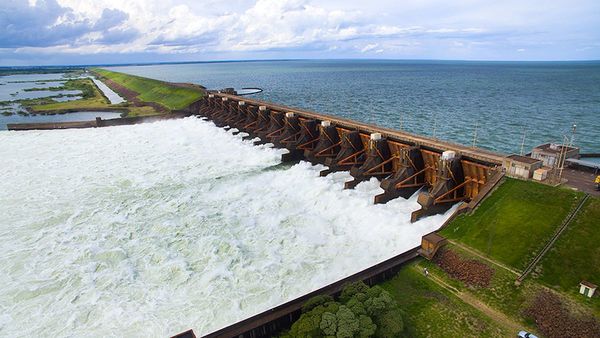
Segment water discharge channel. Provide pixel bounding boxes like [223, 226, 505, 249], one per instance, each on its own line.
[0, 117, 454, 337]
[89, 76, 126, 104]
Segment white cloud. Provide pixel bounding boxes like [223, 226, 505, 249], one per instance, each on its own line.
[2, 0, 600, 63]
[360, 43, 379, 53]
[24, 0, 492, 54]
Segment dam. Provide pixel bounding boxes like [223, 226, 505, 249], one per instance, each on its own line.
[4, 74, 519, 337]
[197, 92, 505, 223]
[157, 90, 510, 337]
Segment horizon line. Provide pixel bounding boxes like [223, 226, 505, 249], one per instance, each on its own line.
[2, 57, 600, 69]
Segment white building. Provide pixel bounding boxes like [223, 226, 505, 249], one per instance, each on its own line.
[503, 154, 543, 179]
[579, 281, 597, 298]
[531, 143, 579, 167]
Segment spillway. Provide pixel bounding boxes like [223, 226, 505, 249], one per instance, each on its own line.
[0, 117, 454, 337]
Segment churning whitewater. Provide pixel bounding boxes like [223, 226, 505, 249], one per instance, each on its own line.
[0, 117, 454, 337]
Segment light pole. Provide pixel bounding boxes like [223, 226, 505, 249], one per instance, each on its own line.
[520, 129, 527, 156]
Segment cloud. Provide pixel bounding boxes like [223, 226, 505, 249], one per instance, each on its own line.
[1, 0, 86, 47]
[360, 43, 379, 53]
[93, 8, 129, 31]
[0, 0, 137, 48]
[1, 0, 599, 64]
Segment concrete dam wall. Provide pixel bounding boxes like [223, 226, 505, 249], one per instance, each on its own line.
[198, 92, 504, 223]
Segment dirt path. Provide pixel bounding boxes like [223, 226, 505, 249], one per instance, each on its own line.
[448, 240, 521, 276]
[413, 264, 524, 334]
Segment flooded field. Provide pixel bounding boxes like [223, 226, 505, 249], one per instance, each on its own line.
[0, 73, 81, 103]
[0, 72, 127, 129]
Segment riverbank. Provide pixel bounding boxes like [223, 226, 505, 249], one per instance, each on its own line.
[92, 68, 204, 113]
[27, 77, 127, 114]
[280, 179, 599, 337]
[1, 69, 205, 125]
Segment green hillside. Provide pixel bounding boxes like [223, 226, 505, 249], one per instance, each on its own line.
[93, 68, 203, 110]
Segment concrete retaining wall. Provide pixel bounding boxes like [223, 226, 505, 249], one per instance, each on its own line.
[201, 248, 420, 338]
[7, 112, 192, 131]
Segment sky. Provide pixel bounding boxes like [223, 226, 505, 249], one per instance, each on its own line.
[1, 0, 599, 66]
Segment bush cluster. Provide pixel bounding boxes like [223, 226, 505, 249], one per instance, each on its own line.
[282, 282, 404, 338]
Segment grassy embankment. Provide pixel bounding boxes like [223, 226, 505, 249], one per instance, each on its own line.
[19, 69, 204, 116]
[28, 78, 121, 113]
[93, 68, 204, 111]
[439, 178, 584, 270]
[384, 179, 598, 336]
[286, 178, 598, 337]
[536, 196, 600, 310]
[381, 261, 510, 337]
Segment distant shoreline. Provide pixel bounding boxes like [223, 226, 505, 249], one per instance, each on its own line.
[2, 58, 600, 72]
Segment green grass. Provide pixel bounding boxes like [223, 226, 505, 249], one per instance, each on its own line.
[93, 68, 203, 110]
[381, 261, 509, 337]
[420, 245, 537, 322]
[29, 78, 159, 117]
[440, 178, 583, 270]
[536, 196, 600, 311]
[30, 78, 110, 112]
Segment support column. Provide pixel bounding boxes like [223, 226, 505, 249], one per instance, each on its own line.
[321, 130, 365, 176]
[304, 121, 341, 164]
[411, 151, 466, 222]
[375, 146, 426, 204]
[345, 133, 392, 189]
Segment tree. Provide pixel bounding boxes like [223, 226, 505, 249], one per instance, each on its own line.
[282, 282, 404, 338]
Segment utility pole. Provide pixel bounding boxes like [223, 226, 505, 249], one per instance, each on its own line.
[557, 124, 577, 183]
[556, 135, 569, 184]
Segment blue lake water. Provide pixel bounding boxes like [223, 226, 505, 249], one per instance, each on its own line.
[580, 156, 600, 165]
[0, 73, 81, 101]
[107, 60, 600, 154]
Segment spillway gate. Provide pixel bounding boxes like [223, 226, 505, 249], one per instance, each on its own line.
[198, 92, 504, 221]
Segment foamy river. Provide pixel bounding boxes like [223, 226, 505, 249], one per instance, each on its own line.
[0, 118, 453, 337]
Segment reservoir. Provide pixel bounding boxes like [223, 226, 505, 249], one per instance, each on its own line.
[108, 60, 600, 154]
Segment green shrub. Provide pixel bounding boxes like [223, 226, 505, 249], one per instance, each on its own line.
[320, 312, 337, 335]
[283, 282, 403, 338]
[374, 310, 404, 337]
[340, 281, 370, 303]
[303, 295, 334, 313]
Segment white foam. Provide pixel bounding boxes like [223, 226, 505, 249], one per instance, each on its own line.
[0, 117, 455, 337]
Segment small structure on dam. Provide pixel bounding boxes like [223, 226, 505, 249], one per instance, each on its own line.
[418, 232, 448, 260]
[198, 92, 505, 222]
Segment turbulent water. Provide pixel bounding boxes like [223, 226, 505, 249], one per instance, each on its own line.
[108, 60, 600, 154]
[0, 118, 452, 337]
